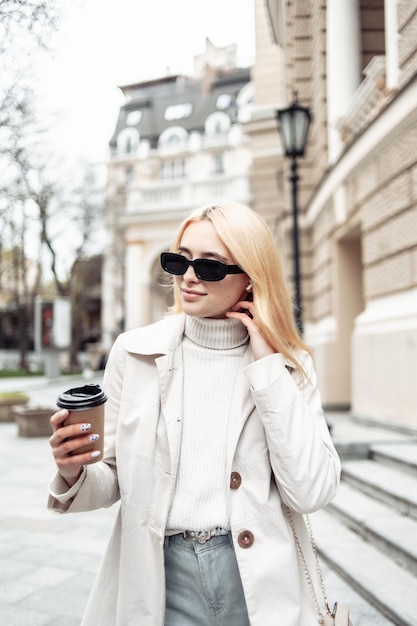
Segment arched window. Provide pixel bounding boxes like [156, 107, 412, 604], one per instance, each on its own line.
[205, 112, 230, 137]
[158, 126, 188, 149]
[117, 128, 140, 155]
[237, 82, 254, 108]
[236, 82, 254, 123]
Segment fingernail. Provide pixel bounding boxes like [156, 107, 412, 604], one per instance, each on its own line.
[60, 409, 67, 417]
[91, 450, 101, 458]
[80, 423, 91, 431]
[89, 434, 100, 442]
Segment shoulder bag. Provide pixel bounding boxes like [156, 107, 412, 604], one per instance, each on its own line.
[286, 506, 353, 626]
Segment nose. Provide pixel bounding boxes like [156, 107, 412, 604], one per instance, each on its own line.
[183, 263, 198, 281]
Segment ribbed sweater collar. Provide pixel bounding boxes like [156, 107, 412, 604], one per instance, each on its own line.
[184, 315, 249, 350]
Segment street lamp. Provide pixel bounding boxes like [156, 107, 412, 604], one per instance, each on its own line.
[276, 94, 312, 335]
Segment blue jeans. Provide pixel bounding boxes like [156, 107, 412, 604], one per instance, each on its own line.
[164, 532, 250, 625]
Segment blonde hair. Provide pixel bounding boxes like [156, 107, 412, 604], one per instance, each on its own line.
[169, 201, 311, 376]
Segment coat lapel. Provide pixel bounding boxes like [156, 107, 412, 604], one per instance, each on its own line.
[226, 345, 255, 469]
[156, 345, 184, 478]
[125, 314, 186, 478]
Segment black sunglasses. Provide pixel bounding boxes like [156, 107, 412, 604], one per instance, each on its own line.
[160, 252, 244, 282]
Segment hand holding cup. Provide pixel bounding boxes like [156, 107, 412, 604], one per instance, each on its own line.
[50, 384, 107, 485]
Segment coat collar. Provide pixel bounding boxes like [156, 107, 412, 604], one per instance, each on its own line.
[123, 311, 299, 372]
[123, 313, 186, 356]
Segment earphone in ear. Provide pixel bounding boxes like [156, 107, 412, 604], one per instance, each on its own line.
[246, 281, 252, 292]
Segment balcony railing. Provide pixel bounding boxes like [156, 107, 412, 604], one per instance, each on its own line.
[125, 176, 249, 214]
[337, 56, 389, 144]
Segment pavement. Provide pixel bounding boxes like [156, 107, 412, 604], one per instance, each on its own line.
[0, 374, 410, 625]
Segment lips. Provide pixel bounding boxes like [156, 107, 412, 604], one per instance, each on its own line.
[181, 288, 206, 299]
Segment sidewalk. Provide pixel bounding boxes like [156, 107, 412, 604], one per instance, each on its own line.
[0, 372, 103, 405]
[0, 378, 404, 625]
[0, 421, 117, 626]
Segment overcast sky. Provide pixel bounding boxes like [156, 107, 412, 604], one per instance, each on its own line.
[36, 0, 256, 167]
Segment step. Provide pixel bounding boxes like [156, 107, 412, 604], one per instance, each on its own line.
[327, 482, 417, 575]
[342, 459, 417, 519]
[312, 509, 417, 626]
[370, 442, 417, 478]
[327, 411, 413, 461]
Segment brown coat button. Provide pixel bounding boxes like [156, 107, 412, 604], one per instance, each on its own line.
[230, 472, 242, 489]
[238, 530, 254, 548]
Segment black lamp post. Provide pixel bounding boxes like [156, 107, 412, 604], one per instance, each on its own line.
[276, 94, 312, 335]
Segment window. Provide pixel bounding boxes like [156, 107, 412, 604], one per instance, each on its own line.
[216, 94, 232, 110]
[159, 160, 186, 179]
[158, 126, 188, 149]
[117, 128, 140, 155]
[126, 110, 142, 126]
[213, 154, 224, 175]
[164, 103, 192, 121]
[205, 112, 230, 137]
[166, 134, 181, 146]
[125, 167, 134, 186]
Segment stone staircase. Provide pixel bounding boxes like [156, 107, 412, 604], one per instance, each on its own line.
[313, 415, 417, 626]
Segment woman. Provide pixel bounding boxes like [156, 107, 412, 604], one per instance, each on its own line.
[48, 201, 341, 626]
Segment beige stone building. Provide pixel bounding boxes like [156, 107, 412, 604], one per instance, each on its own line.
[252, 0, 417, 426]
[103, 1, 416, 427]
[102, 41, 253, 347]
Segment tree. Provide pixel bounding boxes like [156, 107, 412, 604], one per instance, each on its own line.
[0, 0, 59, 49]
[0, 82, 43, 368]
[4, 142, 105, 368]
[0, 0, 106, 371]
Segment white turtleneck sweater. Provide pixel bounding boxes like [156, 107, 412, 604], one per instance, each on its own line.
[166, 315, 249, 532]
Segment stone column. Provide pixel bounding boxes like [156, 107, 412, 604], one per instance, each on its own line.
[385, 0, 399, 89]
[326, 0, 362, 162]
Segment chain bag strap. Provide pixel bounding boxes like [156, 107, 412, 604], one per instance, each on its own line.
[285, 506, 353, 626]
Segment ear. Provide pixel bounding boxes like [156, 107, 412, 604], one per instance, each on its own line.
[245, 290, 253, 302]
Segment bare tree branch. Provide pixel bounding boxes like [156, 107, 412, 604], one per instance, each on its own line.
[0, 0, 60, 49]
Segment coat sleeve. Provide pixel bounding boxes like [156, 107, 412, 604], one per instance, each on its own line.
[244, 351, 341, 514]
[47, 334, 127, 514]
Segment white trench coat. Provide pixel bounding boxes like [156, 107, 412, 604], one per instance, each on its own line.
[48, 314, 341, 626]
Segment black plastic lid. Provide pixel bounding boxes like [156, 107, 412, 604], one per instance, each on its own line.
[57, 383, 107, 410]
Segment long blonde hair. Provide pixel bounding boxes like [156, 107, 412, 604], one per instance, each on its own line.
[169, 201, 311, 376]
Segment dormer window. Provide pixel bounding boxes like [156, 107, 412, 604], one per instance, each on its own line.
[164, 103, 192, 121]
[117, 128, 140, 155]
[216, 94, 232, 110]
[205, 112, 230, 136]
[158, 126, 188, 148]
[126, 110, 142, 126]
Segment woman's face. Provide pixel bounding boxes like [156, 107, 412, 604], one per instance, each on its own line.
[174, 220, 249, 319]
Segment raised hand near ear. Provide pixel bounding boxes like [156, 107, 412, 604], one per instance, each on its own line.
[226, 301, 275, 361]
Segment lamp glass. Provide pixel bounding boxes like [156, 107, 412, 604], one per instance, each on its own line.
[277, 102, 311, 158]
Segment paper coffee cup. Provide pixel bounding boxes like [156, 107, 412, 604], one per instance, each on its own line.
[57, 383, 107, 464]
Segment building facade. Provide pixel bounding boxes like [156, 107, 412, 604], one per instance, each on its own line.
[257, 0, 417, 425]
[102, 40, 253, 348]
[103, 1, 417, 427]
